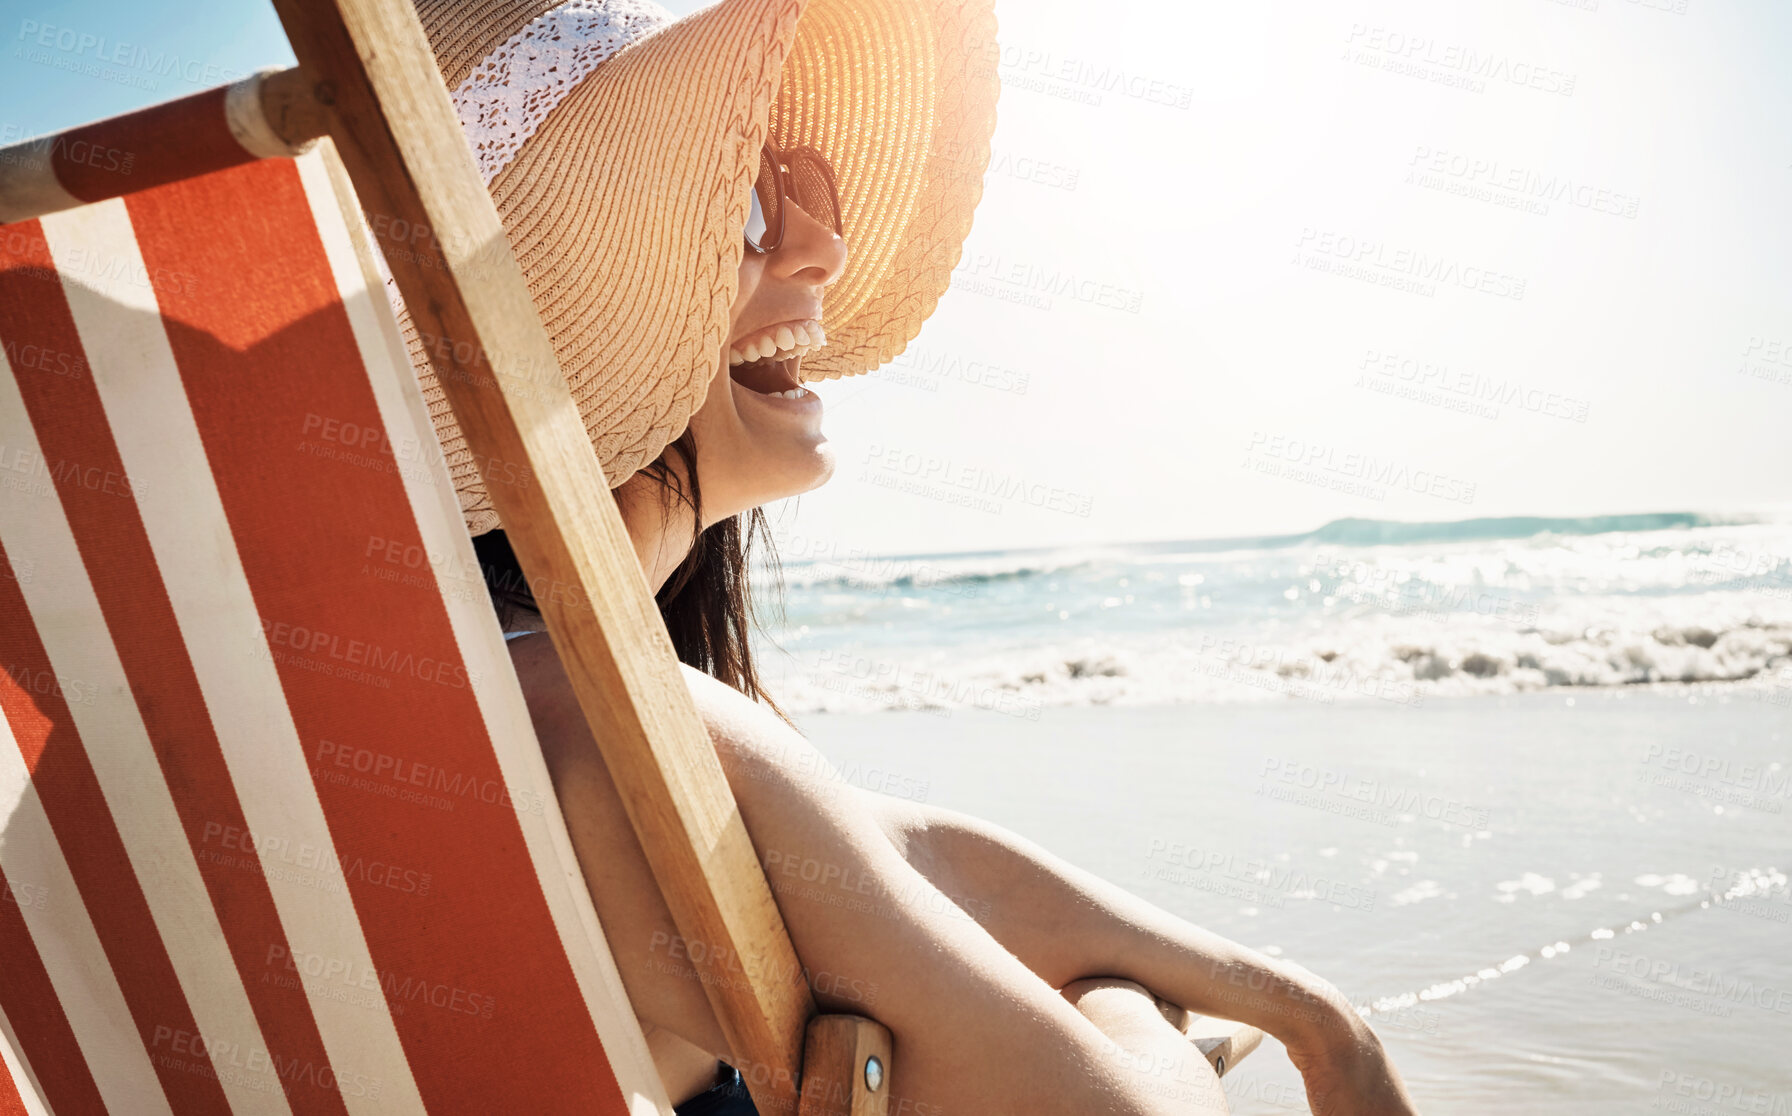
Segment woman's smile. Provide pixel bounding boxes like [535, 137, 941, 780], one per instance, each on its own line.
[728, 315, 827, 405]
[728, 316, 826, 367]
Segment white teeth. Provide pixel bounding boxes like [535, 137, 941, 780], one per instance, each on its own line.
[773, 388, 807, 400]
[727, 320, 828, 366]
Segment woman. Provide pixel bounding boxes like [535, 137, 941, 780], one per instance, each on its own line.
[405, 0, 1423, 1111]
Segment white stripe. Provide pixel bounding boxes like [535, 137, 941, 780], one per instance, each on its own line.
[297, 148, 674, 1115]
[0, 748, 168, 1116]
[0, 351, 177, 1116]
[47, 194, 429, 1115]
[0, 995, 54, 1116]
[0, 264, 290, 1116]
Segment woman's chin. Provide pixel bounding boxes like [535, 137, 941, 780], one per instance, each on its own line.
[762, 440, 835, 502]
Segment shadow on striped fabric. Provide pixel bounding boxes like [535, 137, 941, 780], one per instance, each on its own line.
[0, 149, 668, 1116]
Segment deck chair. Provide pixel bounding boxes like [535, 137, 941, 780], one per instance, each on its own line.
[0, 2, 1259, 1112]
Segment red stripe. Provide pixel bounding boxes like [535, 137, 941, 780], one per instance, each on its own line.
[126, 157, 627, 1112]
[53, 86, 249, 206]
[0, 221, 229, 1115]
[0, 1056, 21, 1116]
[0, 856, 106, 1115]
[0, 1049, 26, 1116]
[0, 212, 354, 1112]
[0, 1059, 22, 1116]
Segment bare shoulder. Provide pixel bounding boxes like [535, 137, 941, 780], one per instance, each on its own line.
[505, 632, 575, 714]
[676, 666, 931, 843]
[677, 664, 801, 768]
[502, 636, 769, 750]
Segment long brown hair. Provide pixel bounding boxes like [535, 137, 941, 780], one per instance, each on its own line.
[473, 430, 787, 716]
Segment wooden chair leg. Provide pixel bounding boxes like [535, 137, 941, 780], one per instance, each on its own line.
[798, 1015, 894, 1116]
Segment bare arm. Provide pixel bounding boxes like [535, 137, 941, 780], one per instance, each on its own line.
[861, 797, 1420, 1115]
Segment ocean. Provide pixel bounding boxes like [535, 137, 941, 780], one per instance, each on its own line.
[757, 511, 1792, 716]
[762, 512, 1792, 1113]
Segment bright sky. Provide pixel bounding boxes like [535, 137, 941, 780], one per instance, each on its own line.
[7, 0, 1790, 555]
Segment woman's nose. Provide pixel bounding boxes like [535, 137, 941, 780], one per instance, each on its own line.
[771, 200, 848, 288]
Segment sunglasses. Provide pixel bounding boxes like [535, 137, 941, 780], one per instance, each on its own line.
[743, 143, 843, 254]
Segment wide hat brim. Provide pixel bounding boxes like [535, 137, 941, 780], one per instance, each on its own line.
[404, 0, 1000, 537]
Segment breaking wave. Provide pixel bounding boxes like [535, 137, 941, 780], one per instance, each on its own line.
[760, 510, 1792, 714]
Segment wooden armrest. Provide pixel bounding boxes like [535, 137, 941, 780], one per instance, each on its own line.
[1183, 1015, 1264, 1078]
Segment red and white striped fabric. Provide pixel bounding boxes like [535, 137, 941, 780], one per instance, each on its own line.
[0, 148, 670, 1115]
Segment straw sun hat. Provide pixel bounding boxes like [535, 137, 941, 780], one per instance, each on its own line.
[399, 0, 1000, 537]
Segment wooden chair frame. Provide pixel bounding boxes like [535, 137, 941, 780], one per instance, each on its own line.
[270, 3, 884, 1113]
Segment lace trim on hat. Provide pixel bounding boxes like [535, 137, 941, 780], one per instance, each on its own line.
[451, 0, 675, 186]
